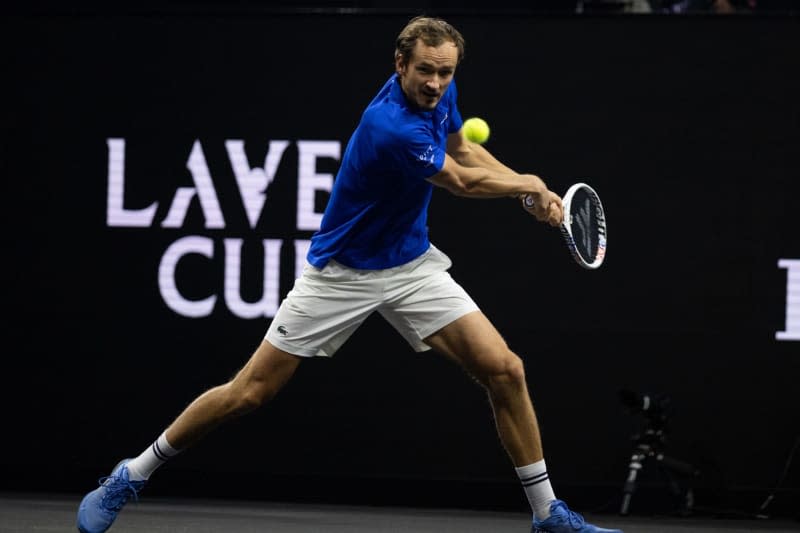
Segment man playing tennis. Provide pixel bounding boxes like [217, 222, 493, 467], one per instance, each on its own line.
[77, 15, 622, 533]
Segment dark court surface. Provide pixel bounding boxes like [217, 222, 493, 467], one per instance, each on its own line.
[2, 492, 799, 533]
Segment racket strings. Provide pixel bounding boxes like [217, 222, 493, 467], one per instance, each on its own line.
[574, 197, 593, 255]
[562, 183, 606, 269]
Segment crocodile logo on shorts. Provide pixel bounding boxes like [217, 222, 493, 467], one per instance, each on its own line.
[277, 325, 288, 336]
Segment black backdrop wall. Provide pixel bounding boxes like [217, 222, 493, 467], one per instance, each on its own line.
[4, 11, 799, 518]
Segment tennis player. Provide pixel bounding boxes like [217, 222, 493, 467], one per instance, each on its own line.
[77, 15, 622, 533]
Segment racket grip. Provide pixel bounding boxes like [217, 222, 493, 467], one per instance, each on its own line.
[522, 194, 535, 209]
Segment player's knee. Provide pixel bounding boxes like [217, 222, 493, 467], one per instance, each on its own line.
[479, 350, 526, 391]
[226, 356, 297, 415]
[235, 388, 268, 414]
[247, 376, 286, 410]
[498, 351, 526, 385]
[226, 377, 278, 415]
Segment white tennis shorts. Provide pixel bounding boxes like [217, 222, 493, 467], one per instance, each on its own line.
[264, 244, 479, 357]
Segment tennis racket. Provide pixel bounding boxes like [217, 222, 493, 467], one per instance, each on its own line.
[558, 182, 607, 269]
[524, 182, 608, 268]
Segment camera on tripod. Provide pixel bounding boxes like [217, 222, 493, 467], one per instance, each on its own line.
[617, 388, 699, 516]
[618, 389, 671, 427]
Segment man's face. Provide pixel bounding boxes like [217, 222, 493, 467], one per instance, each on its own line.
[396, 39, 458, 111]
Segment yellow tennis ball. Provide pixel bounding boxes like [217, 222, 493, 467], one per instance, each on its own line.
[463, 117, 490, 144]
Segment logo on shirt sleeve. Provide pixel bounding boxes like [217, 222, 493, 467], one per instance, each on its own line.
[417, 144, 436, 167]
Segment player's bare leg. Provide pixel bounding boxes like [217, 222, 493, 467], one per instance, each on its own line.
[425, 311, 622, 533]
[424, 311, 543, 466]
[165, 341, 301, 449]
[77, 341, 301, 533]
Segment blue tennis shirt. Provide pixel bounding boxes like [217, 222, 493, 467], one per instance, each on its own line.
[306, 74, 463, 269]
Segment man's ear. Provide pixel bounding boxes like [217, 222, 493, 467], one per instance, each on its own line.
[395, 54, 406, 77]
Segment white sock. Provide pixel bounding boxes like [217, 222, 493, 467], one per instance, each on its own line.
[516, 460, 556, 520]
[125, 432, 182, 481]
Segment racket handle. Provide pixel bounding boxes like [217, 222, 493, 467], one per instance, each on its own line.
[522, 194, 535, 209]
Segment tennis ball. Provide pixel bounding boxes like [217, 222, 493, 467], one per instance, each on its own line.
[463, 117, 490, 144]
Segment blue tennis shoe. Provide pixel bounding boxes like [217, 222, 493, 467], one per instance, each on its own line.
[77, 459, 145, 533]
[533, 500, 622, 533]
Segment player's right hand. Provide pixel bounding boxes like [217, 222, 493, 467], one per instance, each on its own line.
[521, 191, 563, 226]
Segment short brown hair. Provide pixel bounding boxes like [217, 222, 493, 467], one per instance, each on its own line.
[395, 16, 465, 65]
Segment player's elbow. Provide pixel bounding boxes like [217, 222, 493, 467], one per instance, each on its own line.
[446, 178, 473, 197]
[434, 168, 484, 197]
[453, 176, 488, 197]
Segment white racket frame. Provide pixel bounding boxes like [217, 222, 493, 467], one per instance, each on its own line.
[560, 182, 607, 269]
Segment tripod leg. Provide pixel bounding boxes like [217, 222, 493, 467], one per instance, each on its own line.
[658, 454, 699, 516]
[621, 451, 645, 515]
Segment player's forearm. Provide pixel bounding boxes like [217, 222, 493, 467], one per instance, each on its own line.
[456, 168, 548, 199]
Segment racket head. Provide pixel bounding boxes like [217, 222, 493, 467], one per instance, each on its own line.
[560, 182, 607, 269]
